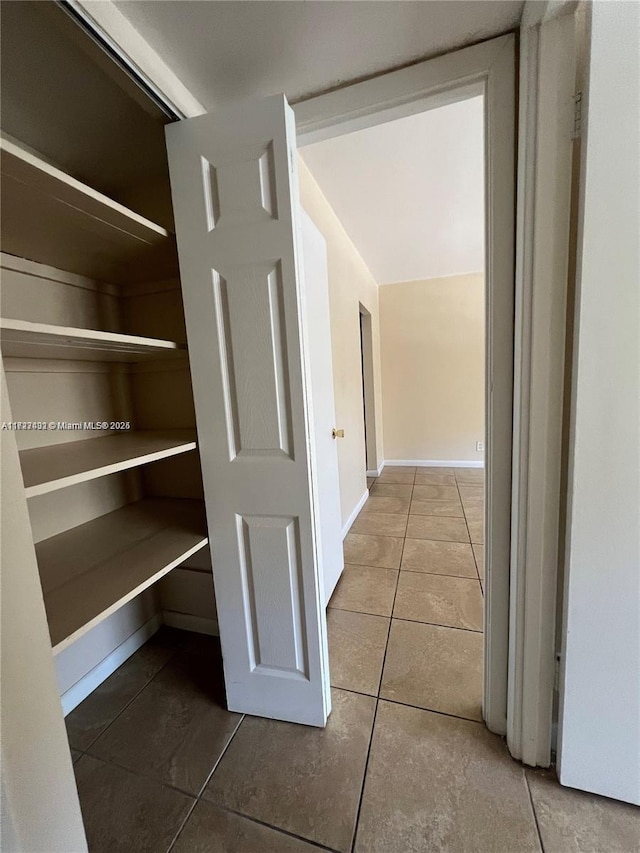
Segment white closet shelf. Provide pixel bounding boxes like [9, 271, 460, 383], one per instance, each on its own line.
[37, 498, 208, 653]
[21, 429, 197, 498]
[0, 318, 186, 361]
[0, 136, 177, 281]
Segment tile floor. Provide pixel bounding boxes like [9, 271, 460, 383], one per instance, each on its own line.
[67, 467, 640, 852]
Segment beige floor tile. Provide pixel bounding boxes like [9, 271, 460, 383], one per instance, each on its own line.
[89, 643, 243, 795]
[65, 627, 181, 751]
[362, 495, 410, 515]
[414, 468, 456, 485]
[369, 482, 413, 498]
[204, 688, 376, 853]
[355, 702, 541, 853]
[351, 511, 408, 537]
[459, 484, 484, 502]
[376, 470, 415, 484]
[468, 519, 484, 544]
[383, 466, 417, 474]
[393, 573, 483, 631]
[527, 768, 640, 853]
[402, 538, 477, 577]
[406, 515, 470, 543]
[463, 498, 484, 522]
[366, 477, 376, 487]
[412, 484, 459, 501]
[455, 468, 485, 485]
[344, 533, 404, 569]
[327, 608, 389, 695]
[381, 620, 483, 720]
[473, 544, 485, 579]
[410, 498, 463, 517]
[329, 564, 398, 616]
[74, 755, 194, 853]
[172, 800, 320, 852]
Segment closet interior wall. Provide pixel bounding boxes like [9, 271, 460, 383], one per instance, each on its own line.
[0, 1, 217, 714]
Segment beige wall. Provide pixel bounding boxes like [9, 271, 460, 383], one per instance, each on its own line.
[380, 274, 484, 462]
[298, 157, 383, 528]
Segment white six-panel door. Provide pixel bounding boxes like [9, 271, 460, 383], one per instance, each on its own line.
[166, 95, 331, 725]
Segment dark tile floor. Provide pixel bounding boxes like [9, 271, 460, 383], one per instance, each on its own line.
[67, 467, 640, 852]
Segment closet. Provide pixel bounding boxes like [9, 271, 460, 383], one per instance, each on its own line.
[0, 2, 216, 714]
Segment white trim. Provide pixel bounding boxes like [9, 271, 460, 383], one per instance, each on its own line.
[341, 489, 369, 538]
[162, 611, 220, 636]
[508, 7, 577, 768]
[522, 0, 579, 27]
[294, 38, 504, 144]
[383, 459, 484, 468]
[68, 1, 205, 119]
[297, 37, 516, 738]
[366, 465, 384, 477]
[60, 614, 162, 716]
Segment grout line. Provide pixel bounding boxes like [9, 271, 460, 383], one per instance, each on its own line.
[399, 567, 481, 581]
[80, 751, 201, 801]
[461, 481, 485, 594]
[381, 540, 406, 692]
[379, 694, 485, 726]
[348, 508, 407, 853]
[391, 615, 483, 634]
[335, 684, 485, 727]
[70, 633, 183, 754]
[408, 512, 466, 520]
[524, 771, 547, 853]
[328, 603, 394, 619]
[165, 795, 200, 853]
[472, 546, 485, 595]
[349, 697, 379, 853]
[203, 803, 343, 852]
[194, 714, 246, 799]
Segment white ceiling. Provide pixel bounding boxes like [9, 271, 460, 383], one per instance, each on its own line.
[113, 1, 523, 108]
[301, 96, 485, 284]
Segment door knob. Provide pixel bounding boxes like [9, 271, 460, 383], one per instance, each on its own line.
[332, 428, 345, 439]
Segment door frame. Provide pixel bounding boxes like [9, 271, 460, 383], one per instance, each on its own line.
[70, 5, 578, 764]
[508, 2, 578, 766]
[295, 34, 516, 737]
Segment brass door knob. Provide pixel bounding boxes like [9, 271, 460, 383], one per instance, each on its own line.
[332, 428, 345, 439]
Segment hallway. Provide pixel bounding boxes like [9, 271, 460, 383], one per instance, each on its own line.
[65, 467, 639, 852]
[331, 465, 484, 721]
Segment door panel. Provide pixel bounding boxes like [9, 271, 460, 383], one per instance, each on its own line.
[558, 1, 640, 804]
[166, 95, 330, 725]
[300, 210, 344, 603]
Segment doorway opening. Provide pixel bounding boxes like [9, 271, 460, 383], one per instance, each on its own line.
[296, 33, 514, 737]
[359, 305, 378, 477]
[301, 92, 487, 724]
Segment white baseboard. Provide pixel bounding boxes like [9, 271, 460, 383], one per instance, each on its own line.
[383, 459, 485, 468]
[162, 611, 220, 636]
[342, 489, 369, 539]
[366, 464, 384, 477]
[60, 614, 163, 716]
